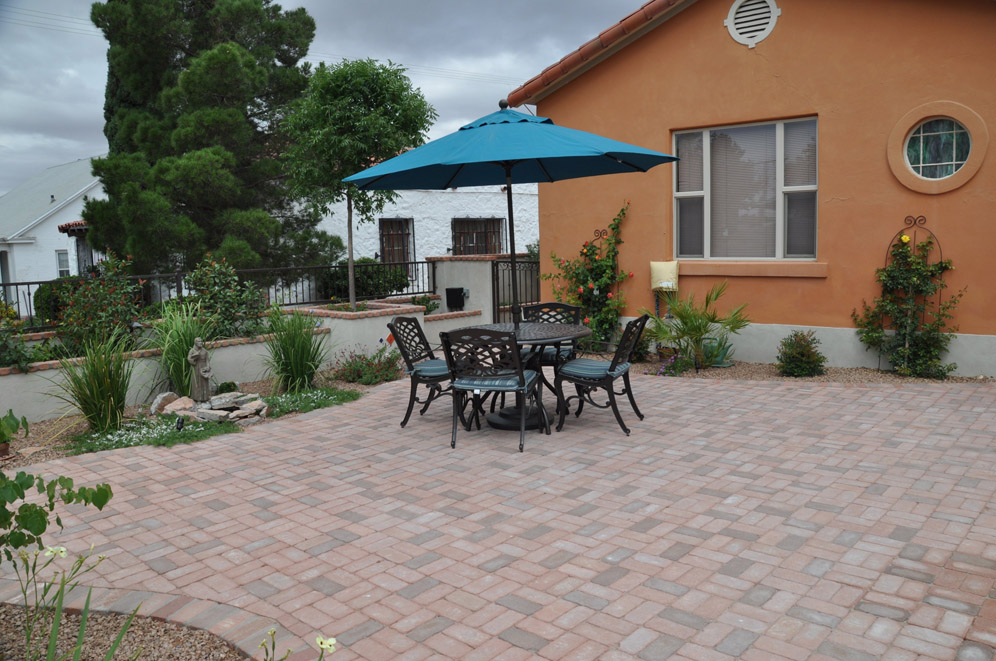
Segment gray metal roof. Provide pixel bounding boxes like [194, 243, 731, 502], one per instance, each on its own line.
[0, 156, 102, 240]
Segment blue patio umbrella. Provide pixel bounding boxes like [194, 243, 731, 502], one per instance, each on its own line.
[344, 100, 677, 326]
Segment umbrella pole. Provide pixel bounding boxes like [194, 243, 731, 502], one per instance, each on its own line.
[504, 167, 520, 329]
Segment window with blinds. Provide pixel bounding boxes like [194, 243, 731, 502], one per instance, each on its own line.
[675, 118, 817, 259]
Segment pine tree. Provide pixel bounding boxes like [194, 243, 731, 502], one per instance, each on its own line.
[83, 0, 336, 273]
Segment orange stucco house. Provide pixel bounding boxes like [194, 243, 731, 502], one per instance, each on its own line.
[508, 0, 995, 375]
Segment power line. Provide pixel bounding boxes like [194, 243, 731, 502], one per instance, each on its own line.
[1, 5, 95, 26]
[0, 16, 103, 38]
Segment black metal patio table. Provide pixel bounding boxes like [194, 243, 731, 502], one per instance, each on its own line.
[460, 322, 592, 430]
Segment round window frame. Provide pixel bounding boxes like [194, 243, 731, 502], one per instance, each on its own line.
[888, 101, 988, 194]
[904, 118, 971, 180]
[725, 0, 781, 48]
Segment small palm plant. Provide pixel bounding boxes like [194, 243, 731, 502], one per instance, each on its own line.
[643, 281, 749, 369]
[264, 309, 331, 393]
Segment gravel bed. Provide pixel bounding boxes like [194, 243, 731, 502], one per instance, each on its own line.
[0, 363, 988, 659]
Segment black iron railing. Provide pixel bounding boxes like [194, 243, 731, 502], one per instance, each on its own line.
[491, 259, 540, 323]
[0, 260, 435, 331]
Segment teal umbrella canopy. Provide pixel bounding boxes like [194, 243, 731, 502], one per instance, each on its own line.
[344, 102, 676, 327]
[344, 106, 676, 190]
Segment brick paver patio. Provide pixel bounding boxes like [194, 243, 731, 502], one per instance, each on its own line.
[3, 376, 996, 660]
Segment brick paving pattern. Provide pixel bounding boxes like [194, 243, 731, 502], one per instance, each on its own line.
[2, 377, 996, 660]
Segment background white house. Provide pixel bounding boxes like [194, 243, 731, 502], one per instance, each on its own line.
[319, 184, 539, 263]
[0, 157, 103, 287]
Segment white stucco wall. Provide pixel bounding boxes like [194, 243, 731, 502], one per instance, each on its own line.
[1, 189, 105, 284]
[319, 185, 539, 260]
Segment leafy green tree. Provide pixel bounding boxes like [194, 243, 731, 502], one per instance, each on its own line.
[83, 0, 334, 273]
[283, 59, 436, 308]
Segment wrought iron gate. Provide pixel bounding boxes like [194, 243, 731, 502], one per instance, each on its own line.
[491, 259, 540, 323]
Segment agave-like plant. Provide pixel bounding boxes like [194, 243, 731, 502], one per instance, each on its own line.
[51, 330, 134, 432]
[642, 281, 749, 369]
[264, 308, 331, 393]
[150, 301, 218, 397]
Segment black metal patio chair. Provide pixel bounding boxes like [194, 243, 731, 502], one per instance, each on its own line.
[439, 327, 550, 452]
[520, 302, 582, 396]
[387, 316, 451, 427]
[554, 314, 649, 436]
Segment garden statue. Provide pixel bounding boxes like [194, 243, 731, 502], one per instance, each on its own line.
[187, 337, 212, 402]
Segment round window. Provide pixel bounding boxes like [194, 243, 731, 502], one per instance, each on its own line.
[905, 118, 971, 180]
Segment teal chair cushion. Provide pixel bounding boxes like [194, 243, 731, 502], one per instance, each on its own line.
[454, 370, 538, 392]
[559, 358, 630, 380]
[411, 358, 449, 378]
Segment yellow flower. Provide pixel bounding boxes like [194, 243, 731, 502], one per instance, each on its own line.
[44, 546, 67, 558]
[317, 636, 337, 651]
[901, 235, 910, 244]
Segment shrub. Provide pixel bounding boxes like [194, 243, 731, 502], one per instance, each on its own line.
[32, 276, 82, 324]
[50, 330, 134, 432]
[263, 387, 363, 418]
[0, 322, 33, 373]
[0, 300, 18, 323]
[185, 256, 265, 338]
[264, 310, 331, 393]
[150, 301, 218, 396]
[410, 294, 439, 314]
[333, 343, 401, 385]
[323, 257, 410, 302]
[542, 204, 632, 343]
[643, 281, 749, 369]
[645, 352, 694, 377]
[216, 381, 238, 394]
[776, 330, 828, 377]
[56, 255, 141, 355]
[852, 234, 964, 378]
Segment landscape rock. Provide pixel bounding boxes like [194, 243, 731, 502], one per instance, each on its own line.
[196, 409, 232, 422]
[150, 392, 179, 415]
[235, 417, 263, 427]
[235, 393, 261, 406]
[240, 399, 267, 414]
[228, 409, 253, 420]
[164, 397, 196, 414]
[209, 393, 241, 410]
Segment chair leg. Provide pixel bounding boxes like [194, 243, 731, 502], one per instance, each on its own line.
[555, 375, 569, 432]
[518, 390, 527, 452]
[536, 386, 551, 435]
[451, 390, 462, 448]
[622, 372, 644, 420]
[401, 378, 419, 427]
[606, 384, 631, 436]
[418, 383, 440, 416]
[574, 383, 586, 418]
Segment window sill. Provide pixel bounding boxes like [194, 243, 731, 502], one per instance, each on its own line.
[678, 261, 828, 278]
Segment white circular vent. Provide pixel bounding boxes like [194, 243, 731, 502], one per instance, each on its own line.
[725, 0, 781, 48]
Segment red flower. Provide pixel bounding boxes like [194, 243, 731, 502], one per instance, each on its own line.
[584, 241, 589, 247]
[588, 283, 594, 289]
[607, 292, 613, 299]
[577, 286, 583, 293]
[629, 271, 634, 278]
[584, 317, 590, 324]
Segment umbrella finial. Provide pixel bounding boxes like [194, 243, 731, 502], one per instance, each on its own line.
[499, 98, 509, 110]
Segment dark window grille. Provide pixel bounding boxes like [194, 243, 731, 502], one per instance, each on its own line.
[452, 218, 505, 255]
[379, 218, 414, 264]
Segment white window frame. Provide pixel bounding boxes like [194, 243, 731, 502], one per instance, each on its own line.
[55, 249, 71, 277]
[674, 117, 818, 260]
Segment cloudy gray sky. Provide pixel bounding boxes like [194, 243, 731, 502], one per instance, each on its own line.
[0, 0, 639, 195]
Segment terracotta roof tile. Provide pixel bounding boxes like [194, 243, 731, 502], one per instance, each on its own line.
[507, 0, 692, 107]
[57, 219, 87, 232]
